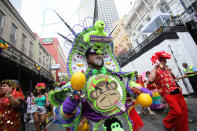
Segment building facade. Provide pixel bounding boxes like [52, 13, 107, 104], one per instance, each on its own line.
[97, 0, 119, 30]
[112, 16, 132, 56]
[182, 0, 197, 15]
[0, 0, 54, 92]
[124, 0, 196, 48]
[0, 1, 51, 69]
[41, 37, 67, 81]
[119, 0, 197, 94]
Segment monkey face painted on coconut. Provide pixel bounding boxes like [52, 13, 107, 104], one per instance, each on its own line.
[90, 80, 120, 110]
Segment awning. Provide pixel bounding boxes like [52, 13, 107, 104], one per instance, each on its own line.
[141, 13, 170, 33]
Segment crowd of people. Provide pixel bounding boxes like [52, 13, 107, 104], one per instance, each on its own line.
[0, 53, 197, 131]
[0, 80, 55, 131]
[0, 52, 197, 131]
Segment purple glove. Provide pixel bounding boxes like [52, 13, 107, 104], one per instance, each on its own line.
[140, 88, 152, 96]
[63, 96, 80, 115]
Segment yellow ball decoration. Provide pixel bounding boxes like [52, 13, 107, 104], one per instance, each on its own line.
[137, 93, 152, 107]
[71, 72, 86, 91]
[80, 122, 90, 131]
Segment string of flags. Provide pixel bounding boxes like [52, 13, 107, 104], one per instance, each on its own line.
[0, 39, 8, 53]
[35, 63, 41, 71]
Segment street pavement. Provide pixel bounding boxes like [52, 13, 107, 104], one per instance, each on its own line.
[26, 97, 197, 131]
[139, 97, 197, 131]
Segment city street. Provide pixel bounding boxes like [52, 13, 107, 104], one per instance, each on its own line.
[1, 0, 197, 131]
[26, 97, 197, 131]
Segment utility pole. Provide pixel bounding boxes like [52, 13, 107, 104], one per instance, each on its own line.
[167, 43, 191, 95]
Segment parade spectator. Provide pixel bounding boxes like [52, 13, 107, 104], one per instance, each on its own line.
[32, 83, 49, 131]
[133, 71, 145, 87]
[26, 92, 35, 123]
[178, 63, 197, 97]
[150, 51, 188, 131]
[0, 79, 24, 131]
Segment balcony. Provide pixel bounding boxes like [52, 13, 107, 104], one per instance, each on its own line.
[117, 26, 187, 67]
[0, 37, 53, 81]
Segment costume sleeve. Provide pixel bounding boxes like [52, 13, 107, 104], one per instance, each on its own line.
[59, 104, 81, 127]
[151, 69, 159, 82]
[13, 91, 24, 100]
[58, 97, 81, 127]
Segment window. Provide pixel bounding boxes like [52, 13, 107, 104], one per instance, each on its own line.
[189, 0, 195, 3]
[43, 55, 45, 66]
[10, 23, 17, 44]
[0, 11, 5, 36]
[21, 34, 26, 52]
[29, 42, 33, 59]
[39, 52, 42, 63]
[0, 11, 4, 26]
[46, 58, 48, 67]
[160, 4, 171, 13]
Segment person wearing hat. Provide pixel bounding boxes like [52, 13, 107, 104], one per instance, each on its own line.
[0, 79, 24, 130]
[149, 51, 188, 131]
[85, 47, 105, 70]
[32, 83, 49, 131]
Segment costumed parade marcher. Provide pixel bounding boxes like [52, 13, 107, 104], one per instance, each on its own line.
[49, 19, 153, 131]
[32, 83, 49, 131]
[0, 79, 24, 131]
[149, 51, 188, 131]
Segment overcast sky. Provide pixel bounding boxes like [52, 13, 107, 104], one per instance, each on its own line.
[20, 0, 132, 56]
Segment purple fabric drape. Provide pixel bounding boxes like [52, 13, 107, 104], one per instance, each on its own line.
[81, 99, 126, 122]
